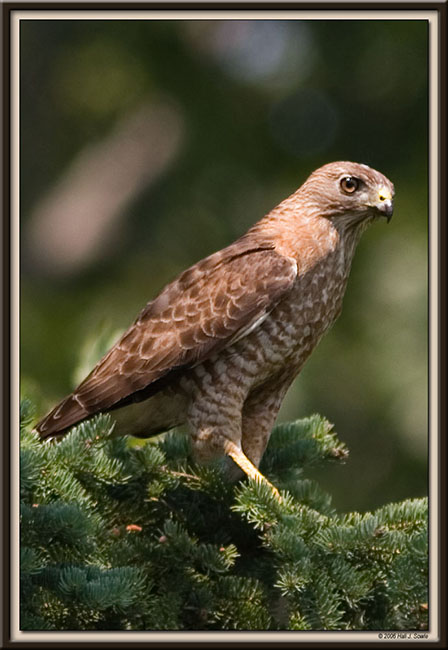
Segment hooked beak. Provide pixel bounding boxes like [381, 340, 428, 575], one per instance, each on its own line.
[374, 186, 394, 223]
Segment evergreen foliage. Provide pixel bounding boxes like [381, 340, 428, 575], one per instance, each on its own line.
[20, 398, 428, 631]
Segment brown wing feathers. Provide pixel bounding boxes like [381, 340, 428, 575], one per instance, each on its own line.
[35, 245, 297, 438]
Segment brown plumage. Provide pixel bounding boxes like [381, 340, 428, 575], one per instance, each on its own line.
[35, 161, 394, 492]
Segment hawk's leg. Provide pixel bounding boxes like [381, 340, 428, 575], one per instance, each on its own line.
[240, 375, 293, 468]
[225, 441, 281, 498]
[223, 375, 293, 497]
[186, 369, 283, 498]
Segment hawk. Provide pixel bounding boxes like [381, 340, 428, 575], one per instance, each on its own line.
[35, 161, 394, 494]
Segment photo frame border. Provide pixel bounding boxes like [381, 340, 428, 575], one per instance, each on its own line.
[2, 2, 446, 646]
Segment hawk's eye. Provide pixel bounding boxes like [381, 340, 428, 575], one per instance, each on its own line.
[340, 176, 359, 194]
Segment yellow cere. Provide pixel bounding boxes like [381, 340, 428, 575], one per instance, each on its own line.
[378, 186, 392, 202]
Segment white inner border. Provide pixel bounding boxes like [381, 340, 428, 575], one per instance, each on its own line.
[11, 8, 439, 644]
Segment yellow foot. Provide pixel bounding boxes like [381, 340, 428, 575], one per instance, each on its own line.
[226, 442, 282, 501]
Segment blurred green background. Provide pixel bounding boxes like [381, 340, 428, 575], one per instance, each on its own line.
[20, 19, 428, 513]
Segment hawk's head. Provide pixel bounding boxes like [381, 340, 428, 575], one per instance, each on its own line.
[302, 161, 395, 225]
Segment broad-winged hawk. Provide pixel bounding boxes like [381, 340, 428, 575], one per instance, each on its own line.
[35, 161, 394, 493]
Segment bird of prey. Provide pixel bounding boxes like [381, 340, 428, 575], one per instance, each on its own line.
[35, 161, 394, 494]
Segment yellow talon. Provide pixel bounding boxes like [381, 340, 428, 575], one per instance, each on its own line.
[226, 442, 282, 501]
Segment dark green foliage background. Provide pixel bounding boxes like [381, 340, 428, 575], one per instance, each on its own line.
[20, 401, 428, 631]
[20, 18, 428, 513]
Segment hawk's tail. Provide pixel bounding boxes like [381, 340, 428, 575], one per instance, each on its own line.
[34, 394, 89, 439]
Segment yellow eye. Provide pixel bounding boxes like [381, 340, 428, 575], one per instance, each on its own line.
[340, 176, 359, 194]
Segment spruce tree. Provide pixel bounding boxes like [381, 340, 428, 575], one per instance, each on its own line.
[20, 398, 428, 631]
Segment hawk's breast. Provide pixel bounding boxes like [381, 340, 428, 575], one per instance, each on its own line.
[220, 245, 352, 389]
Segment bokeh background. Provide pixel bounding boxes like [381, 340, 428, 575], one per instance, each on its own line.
[20, 18, 428, 513]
